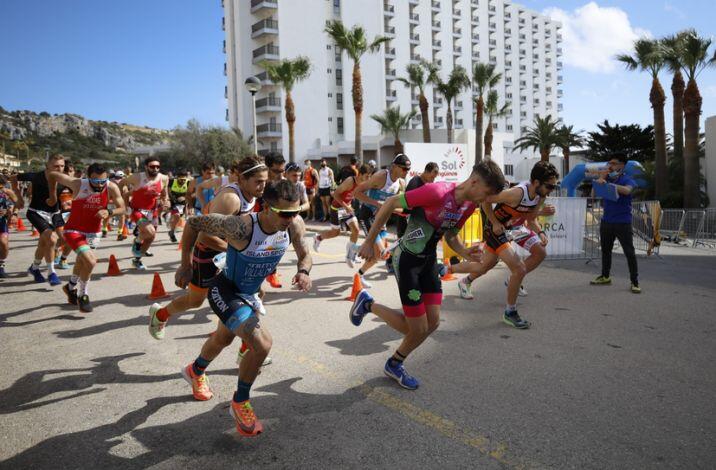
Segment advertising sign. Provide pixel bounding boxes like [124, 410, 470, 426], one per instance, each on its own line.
[536, 197, 587, 256]
[403, 143, 471, 183]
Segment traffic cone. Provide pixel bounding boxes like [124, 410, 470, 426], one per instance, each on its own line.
[177, 217, 185, 229]
[440, 257, 457, 281]
[30, 228, 39, 237]
[16, 218, 27, 232]
[122, 224, 129, 236]
[106, 254, 122, 276]
[147, 272, 170, 300]
[346, 273, 364, 301]
[176, 240, 182, 251]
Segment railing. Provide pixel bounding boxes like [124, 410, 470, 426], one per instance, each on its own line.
[257, 123, 282, 133]
[252, 18, 278, 33]
[255, 96, 281, 108]
[253, 44, 279, 58]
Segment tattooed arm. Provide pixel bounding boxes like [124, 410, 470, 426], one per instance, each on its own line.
[289, 216, 312, 292]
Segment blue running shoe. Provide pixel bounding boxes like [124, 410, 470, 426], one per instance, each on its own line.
[503, 310, 530, 329]
[28, 265, 46, 283]
[349, 289, 373, 326]
[437, 262, 448, 278]
[384, 359, 420, 390]
[0, 266, 7, 278]
[132, 258, 146, 270]
[48, 272, 61, 286]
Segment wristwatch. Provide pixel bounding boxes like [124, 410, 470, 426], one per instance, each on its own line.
[297, 269, 310, 276]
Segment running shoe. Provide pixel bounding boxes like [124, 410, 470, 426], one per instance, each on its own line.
[590, 275, 612, 285]
[503, 310, 530, 329]
[144, 250, 154, 257]
[0, 266, 6, 278]
[101, 230, 108, 238]
[266, 272, 282, 288]
[132, 258, 146, 270]
[437, 262, 449, 278]
[345, 242, 355, 268]
[384, 359, 420, 390]
[78, 294, 93, 313]
[63, 283, 78, 305]
[28, 265, 46, 283]
[117, 233, 127, 241]
[504, 280, 528, 296]
[148, 303, 166, 340]
[349, 289, 373, 326]
[47, 272, 61, 286]
[236, 347, 273, 366]
[181, 364, 214, 401]
[168, 231, 177, 243]
[229, 400, 263, 436]
[313, 236, 321, 252]
[345, 253, 355, 269]
[385, 258, 395, 275]
[631, 283, 642, 294]
[56, 259, 70, 270]
[253, 295, 267, 315]
[359, 275, 372, 289]
[458, 276, 474, 300]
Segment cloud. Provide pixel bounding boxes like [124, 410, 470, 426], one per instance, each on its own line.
[663, 2, 686, 20]
[544, 2, 651, 73]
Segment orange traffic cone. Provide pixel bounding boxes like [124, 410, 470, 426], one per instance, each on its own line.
[147, 272, 170, 300]
[122, 224, 129, 236]
[176, 240, 182, 251]
[440, 257, 457, 281]
[106, 254, 122, 276]
[30, 228, 39, 237]
[16, 218, 27, 232]
[346, 273, 364, 301]
[177, 217, 185, 229]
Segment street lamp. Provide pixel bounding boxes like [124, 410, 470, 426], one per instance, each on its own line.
[244, 76, 262, 156]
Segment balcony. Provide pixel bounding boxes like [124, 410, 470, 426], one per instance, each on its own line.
[384, 25, 396, 37]
[432, 40, 442, 49]
[455, 101, 463, 110]
[252, 43, 280, 63]
[255, 71, 274, 86]
[489, 22, 496, 30]
[471, 32, 479, 43]
[385, 47, 396, 59]
[385, 69, 397, 80]
[453, 46, 462, 55]
[489, 5, 496, 12]
[256, 123, 282, 138]
[412, 94, 420, 105]
[409, 0, 419, 4]
[557, 89, 563, 97]
[410, 13, 420, 23]
[453, 8, 461, 18]
[251, 18, 279, 38]
[410, 33, 420, 44]
[386, 90, 397, 102]
[472, 52, 479, 61]
[250, 0, 278, 14]
[409, 54, 421, 64]
[434, 97, 444, 107]
[384, 4, 395, 16]
[453, 27, 462, 37]
[432, 1, 440, 12]
[557, 61, 563, 69]
[255, 96, 282, 114]
[558, 103, 563, 111]
[471, 15, 479, 25]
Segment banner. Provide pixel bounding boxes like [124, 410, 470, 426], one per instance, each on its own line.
[536, 197, 587, 256]
[403, 143, 471, 183]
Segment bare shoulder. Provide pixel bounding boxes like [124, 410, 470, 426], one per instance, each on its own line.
[289, 215, 307, 239]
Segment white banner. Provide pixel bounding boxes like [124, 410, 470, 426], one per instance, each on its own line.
[403, 143, 471, 183]
[536, 197, 587, 256]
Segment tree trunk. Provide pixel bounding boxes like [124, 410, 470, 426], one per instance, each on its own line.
[419, 94, 431, 143]
[475, 96, 484, 162]
[352, 63, 363, 163]
[683, 79, 702, 208]
[671, 70, 685, 164]
[285, 92, 296, 162]
[540, 147, 549, 162]
[484, 117, 494, 158]
[446, 101, 454, 144]
[650, 78, 668, 199]
[563, 147, 571, 174]
[394, 136, 403, 155]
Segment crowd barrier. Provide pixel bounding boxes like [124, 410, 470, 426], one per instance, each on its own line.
[694, 208, 716, 248]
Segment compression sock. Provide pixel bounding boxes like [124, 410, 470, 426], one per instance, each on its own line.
[233, 380, 253, 403]
[78, 279, 89, 297]
[47, 261, 56, 275]
[506, 304, 517, 313]
[388, 350, 407, 368]
[69, 274, 79, 289]
[192, 356, 212, 376]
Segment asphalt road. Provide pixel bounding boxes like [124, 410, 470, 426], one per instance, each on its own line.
[1, 222, 715, 469]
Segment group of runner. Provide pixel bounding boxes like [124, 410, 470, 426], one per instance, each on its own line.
[3, 149, 565, 437]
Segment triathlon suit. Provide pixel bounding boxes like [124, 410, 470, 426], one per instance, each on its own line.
[484, 181, 541, 254]
[304, 169, 317, 196]
[169, 178, 189, 215]
[202, 176, 230, 213]
[63, 180, 109, 254]
[330, 176, 358, 231]
[59, 186, 73, 223]
[207, 212, 290, 332]
[358, 170, 402, 236]
[190, 183, 256, 293]
[318, 167, 332, 197]
[17, 171, 65, 232]
[0, 189, 12, 235]
[194, 176, 213, 213]
[396, 182, 476, 317]
[129, 172, 163, 224]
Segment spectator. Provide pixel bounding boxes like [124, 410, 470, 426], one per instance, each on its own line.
[317, 159, 335, 222]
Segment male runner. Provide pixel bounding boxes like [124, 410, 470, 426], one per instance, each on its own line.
[259, 152, 286, 289]
[189, 162, 216, 214]
[452, 161, 559, 329]
[350, 161, 505, 389]
[11, 154, 66, 285]
[167, 169, 190, 243]
[396, 162, 440, 239]
[303, 159, 319, 220]
[313, 164, 371, 267]
[175, 179, 312, 436]
[48, 163, 125, 312]
[148, 157, 267, 338]
[353, 154, 410, 287]
[111, 170, 129, 240]
[119, 157, 169, 270]
[317, 159, 335, 222]
[0, 176, 19, 278]
[55, 162, 76, 269]
[284, 163, 310, 214]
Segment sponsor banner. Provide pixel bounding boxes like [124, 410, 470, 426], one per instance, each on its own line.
[536, 197, 587, 256]
[403, 143, 470, 183]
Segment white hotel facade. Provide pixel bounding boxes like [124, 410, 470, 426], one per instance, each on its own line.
[223, 0, 563, 178]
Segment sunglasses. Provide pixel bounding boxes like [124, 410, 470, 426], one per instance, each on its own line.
[269, 206, 300, 219]
[397, 165, 410, 171]
[89, 178, 108, 185]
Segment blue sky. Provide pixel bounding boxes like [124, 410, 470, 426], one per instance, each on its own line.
[0, 0, 714, 136]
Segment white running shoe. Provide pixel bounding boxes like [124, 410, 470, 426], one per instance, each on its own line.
[345, 242, 355, 268]
[313, 236, 321, 252]
[505, 279, 528, 296]
[458, 276, 474, 300]
[360, 275, 372, 289]
[253, 294, 267, 315]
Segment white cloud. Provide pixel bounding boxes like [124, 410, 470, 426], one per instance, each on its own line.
[543, 2, 651, 73]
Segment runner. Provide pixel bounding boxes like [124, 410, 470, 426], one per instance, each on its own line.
[119, 157, 169, 270]
[353, 154, 410, 287]
[303, 159, 319, 220]
[175, 179, 312, 436]
[0, 176, 19, 278]
[11, 153, 67, 285]
[47, 163, 126, 312]
[349, 161, 505, 389]
[396, 162, 440, 239]
[167, 169, 190, 243]
[195, 169, 234, 211]
[54, 163, 76, 270]
[111, 170, 129, 240]
[259, 152, 286, 289]
[313, 164, 371, 267]
[284, 163, 311, 214]
[148, 157, 267, 339]
[317, 159, 335, 222]
[189, 162, 216, 215]
[452, 161, 559, 329]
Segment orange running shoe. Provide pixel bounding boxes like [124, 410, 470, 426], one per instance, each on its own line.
[181, 364, 214, 401]
[266, 272, 282, 288]
[230, 400, 264, 436]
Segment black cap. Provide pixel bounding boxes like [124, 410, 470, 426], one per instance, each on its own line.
[392, 154, 411, 168]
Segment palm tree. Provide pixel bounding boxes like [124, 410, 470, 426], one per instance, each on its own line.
[325, 20, 389, 163]
[261, 57, 311, 162]
[661, 31, 690, 171]
[483, 90, 510, 158]
[617, 38, 668, 199]
[514, 114, 561, 162]
[427, 65, 470, 143]
[673, 31, 715, 207]
[556, 125, 584, 174]
[472, 63, 502, 161]
[397, 63, 431, 143]
[370, 106, 418, 155]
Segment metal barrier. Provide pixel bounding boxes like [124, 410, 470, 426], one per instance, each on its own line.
[694, 208, 716, 248]
[631, 200, 662, 256]
[681, 210, 706, 241]
[660, 209, 686, 243]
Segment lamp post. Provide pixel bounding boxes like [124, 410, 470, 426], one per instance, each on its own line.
[244, 76, 262, 156]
